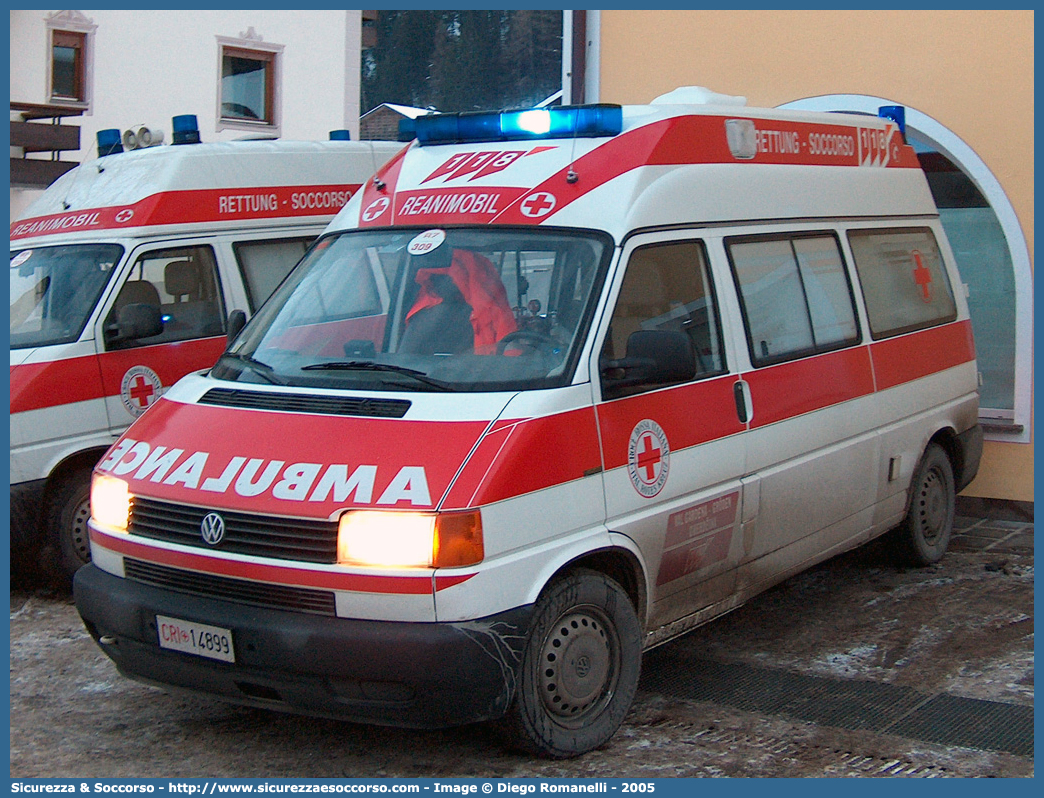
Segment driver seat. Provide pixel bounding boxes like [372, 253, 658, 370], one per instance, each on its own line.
[399, 273, 475, 355]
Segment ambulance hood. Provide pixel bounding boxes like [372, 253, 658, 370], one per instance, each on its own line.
[96, 372, 520, 519]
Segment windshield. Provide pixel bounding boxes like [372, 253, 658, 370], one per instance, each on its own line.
[10, 244, 124, 349]
[212, 227, 611, 392]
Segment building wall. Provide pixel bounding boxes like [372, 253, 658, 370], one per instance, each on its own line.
[598, 9, 1033, 502]
[10, 9, 363, 217]
[360, 107, 405, 141]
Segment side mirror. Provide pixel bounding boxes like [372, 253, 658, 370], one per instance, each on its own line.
[600, 329, 696, 399]
[106, 302, 163, 343]
[226, 309, 247, 349]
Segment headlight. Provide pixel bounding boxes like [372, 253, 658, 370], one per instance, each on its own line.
[337, 509, 483, 568]
[90, 474, 131, 532]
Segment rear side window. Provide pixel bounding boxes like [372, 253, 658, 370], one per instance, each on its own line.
[847, 228, 957, 339]
[728, 233, 859, 367]
[234, 236, 315, 311]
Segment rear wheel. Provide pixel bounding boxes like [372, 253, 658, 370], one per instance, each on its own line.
[891, 443, 955, 566]
[503, 570, 641, 758]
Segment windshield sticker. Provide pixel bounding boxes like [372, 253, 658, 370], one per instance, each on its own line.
[407, 229, 446, 256]
[10, 250, 32, 269]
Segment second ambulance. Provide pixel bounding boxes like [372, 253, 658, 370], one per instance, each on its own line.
[11, 124, 400, 579]
[75, 88, 982, 757]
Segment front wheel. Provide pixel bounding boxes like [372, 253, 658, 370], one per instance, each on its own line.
[503, 570, 642, 758]
[890, 443, 956, 567]
[49, 472, 93, 583]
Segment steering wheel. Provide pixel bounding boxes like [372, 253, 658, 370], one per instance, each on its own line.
[496, 329, 555, 355]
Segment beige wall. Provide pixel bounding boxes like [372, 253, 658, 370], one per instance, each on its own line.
[600, 10, 1033, 502]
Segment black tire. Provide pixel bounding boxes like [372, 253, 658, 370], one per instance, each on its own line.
[503, 569, 642, 758]
[891, 443, 955, 567]
[50, 473, 93, 583]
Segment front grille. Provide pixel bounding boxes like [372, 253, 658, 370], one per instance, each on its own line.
[199, 387, 411, 418]
[129, 497, 338, 564]
[124, 558, 337, 616]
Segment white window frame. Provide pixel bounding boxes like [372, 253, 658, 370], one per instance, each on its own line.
[45, 10, 96, 113]
[780, 95, 1033, 444]
[216, 29, 284, 136]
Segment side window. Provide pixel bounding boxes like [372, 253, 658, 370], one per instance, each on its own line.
[847, 227, 957, 339]
[105, 246, 226, 350]
[728, 233, 858, 367]
[601, 241, 725, 400]
[233, 236, 315, 311]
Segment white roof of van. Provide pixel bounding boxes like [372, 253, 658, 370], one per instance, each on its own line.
[336, 98, 937, 238]
[11, 139, 403, 243]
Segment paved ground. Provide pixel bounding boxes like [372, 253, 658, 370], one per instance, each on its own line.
[9, 498, 1034, 778]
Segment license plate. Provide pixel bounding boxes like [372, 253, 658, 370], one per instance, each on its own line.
[157, 615, 235, 663]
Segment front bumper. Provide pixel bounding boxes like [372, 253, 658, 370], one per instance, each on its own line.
[74, 564, 534, 728]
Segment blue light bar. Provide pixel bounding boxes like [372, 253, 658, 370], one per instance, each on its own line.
[172, 114, 201, 145]
[878, 105, 906, 139]
[96, 128, 124, 157]
[414, 104, 623, 146]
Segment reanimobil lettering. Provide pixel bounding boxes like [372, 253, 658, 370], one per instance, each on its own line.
[10, 211, 103, 238]
[98, 438, 432, 507]
[400, 192, 503, 217]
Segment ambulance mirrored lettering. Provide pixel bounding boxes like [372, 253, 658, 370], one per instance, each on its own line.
[98, 441, 431, 507]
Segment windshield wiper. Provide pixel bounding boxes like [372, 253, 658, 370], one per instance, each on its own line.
[219, 352, 286, 385]
[300, 360, 453, 391]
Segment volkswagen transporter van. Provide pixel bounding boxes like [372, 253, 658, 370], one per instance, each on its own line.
[74, 89, 981, 757]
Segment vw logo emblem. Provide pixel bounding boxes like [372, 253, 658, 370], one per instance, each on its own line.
[200, 513, 226, 546]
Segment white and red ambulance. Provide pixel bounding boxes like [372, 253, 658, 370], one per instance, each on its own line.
[10, 127, 401, 579]
[74, 88, 982, 757]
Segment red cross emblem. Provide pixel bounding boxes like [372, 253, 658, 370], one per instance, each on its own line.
[128, 375, 155, 408]
[628, 419, 670, 497]
[363, 197, 390, 222]
[912, 250, 933, 303]
[120, 365, 163, 417]
[637, 434, 663, 482]
[520, 192, 556, 218]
